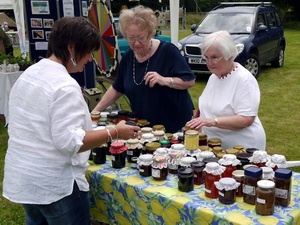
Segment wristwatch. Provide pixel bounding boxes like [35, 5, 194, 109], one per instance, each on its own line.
[169, 77, 174, 88]
[214, 118, 218, 126]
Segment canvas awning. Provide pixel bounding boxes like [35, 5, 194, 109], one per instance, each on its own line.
[0, 12, 16, 29]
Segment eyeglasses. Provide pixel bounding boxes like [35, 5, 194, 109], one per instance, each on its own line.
[125, 36, 148, 43]
[202, 55, 223, 63]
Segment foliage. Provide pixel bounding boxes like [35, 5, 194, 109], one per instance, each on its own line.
[0, 53, 34, 71]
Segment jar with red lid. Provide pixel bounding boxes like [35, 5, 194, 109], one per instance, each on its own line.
[191, 161, 205, 185]
[215, 177, 240, 204]
[218, 154, 241, 178]
[152, 154, 168, 181]
[178, 167, 194, 192]
[232, 170, 244, 197]
[274, 168, 292, 207]
[204, 162, 226, 198]
[249, 150, 269, 168]
[118, 110, 129, 121]
[126, 138, 142, 163]
[137, 154, 153, 177]
[243, 166, 262, 205]
[109, 141, 127, 168]
[255, 180, 275, 215]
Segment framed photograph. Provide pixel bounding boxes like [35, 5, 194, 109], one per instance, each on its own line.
[31, 18, 42, 28]
[32, 30, 44, 39]
[31, 1, 50, 15]
[45, 31, 51, 41]
[43, 19, 54, 28]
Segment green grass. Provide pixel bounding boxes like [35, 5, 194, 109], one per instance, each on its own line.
[1, 28, 300, 223]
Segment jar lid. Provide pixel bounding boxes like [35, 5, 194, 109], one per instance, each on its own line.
[118, 110, 129, 116]
[199, 145, 210, 151]
[141, 127, 152, 133]
[203, 157, 219, 164]
[244, 166, 262, 178]
[243, 164, 258, 170]
[215, 177, 240, 191]
[154, 147, 168, 155]
[245, 148, 259, 154]
[127, 138, 140, 144]
[261, 166, 273, 174]
[266, 154, 287, 168]
[128, 111, 138, 118]
[198, 132, 207, 138]
[257, 180, 275, 189]
[107, 113, 118, 119]
[178, 167, 193, 175]
[185, 130, 199, 136]
[218, 154, 241, 166]
[152, 130, 165, 136]
[191, 160, 205, 168]
[137, 119, 150, 127]
[91, 111, 100, 116]
[232, 170, 244, 178]
[233, 145, 244, 150]
[152, 124, 165, 131]
[213, 146, 223, 152]
[237, 153, 252, 160]
[199, 151, 215, 160]
[225, 148, 239, 155]
[109, 141, 128, 154]
[170, 139, 180, 145]
[153, 154, 168, 162]
[137, 154, 153, 165]
[249, 150, 269, 163]
[131, 157, 138, 162]
[180, 157, 196, 166]
[275, 168, 292, 179]
[207, 138, 222, 144]
[171, 143, 185, 151]
[145, 142, 161, 151]
[100, 111, 109, 118]
[165, 133, 174, 140]
[160, 139, 170, 145]
[204, 162, 226, 175]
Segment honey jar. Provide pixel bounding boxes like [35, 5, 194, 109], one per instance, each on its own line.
[184, 130, 199, 150]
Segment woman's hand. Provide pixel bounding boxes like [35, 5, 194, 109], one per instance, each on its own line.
[186, 117, 215, 130]
[115, 120, 141, 140]
[144, 71, 166, 88]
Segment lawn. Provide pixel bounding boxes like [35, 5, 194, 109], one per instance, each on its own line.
[0, 28, 300, 224]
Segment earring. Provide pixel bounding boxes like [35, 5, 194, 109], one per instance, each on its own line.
[70, 56, 77, 67]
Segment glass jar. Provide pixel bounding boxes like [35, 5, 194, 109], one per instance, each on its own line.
[109, 141, 127, 168]
[255, 180, 275, 215]
[141, 126, 152, 134]
[152, 124, 165, 131]
[274, 168, 292, 207]
[266, 154, 287, 171]
[204, 162, 226, 198]
[139, 133, 156, 154]
[137, 154, 153, 177]
[91, 111, 101, 126]
[107, 113, 119, 125]
[145, 142, 161, 154]
[179, 156, 196, 169]
[215, 177, 240, 204]
[218, 154, 240, 178]
[152, 154, 168, 181]
[232, 170, 244, 197]
[246, 148, 259, 155]
[243, 166, 262, 205]
[191, 161, 205, 185]
[198, 132, 207, 146]
[184, 130, 199, 150]
[118, 110, 129, 121]
[160, 139, 171, 148]
[131, 157, 138, 169]
[261, 166, 274, 181]
[152, 130, 166, 141]
[126, 138, 142, 163]
[249, 150, 268, 168]
[178, 167, 194, 192]
[127, 111, 138, 123]
[207, 138, 222, 149]
[168, 149, 184, 174]
[92, 143, 107, 164]
[236, 153, 252, 170]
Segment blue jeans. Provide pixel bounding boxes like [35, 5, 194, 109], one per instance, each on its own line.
[23, 182, 90, 225]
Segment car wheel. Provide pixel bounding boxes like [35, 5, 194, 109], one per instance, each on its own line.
[271, 46, 284, 68]
[245, 54, 260, 78]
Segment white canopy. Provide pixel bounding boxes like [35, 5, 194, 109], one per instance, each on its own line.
[0, 0, 13, 10]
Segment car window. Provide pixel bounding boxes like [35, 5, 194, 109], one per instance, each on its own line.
[257, 13, 266, 29]
[266, 12, 277, 28]
[196, 13, 254, 34]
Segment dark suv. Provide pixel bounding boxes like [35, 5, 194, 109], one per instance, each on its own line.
[178, 2, 286, 78]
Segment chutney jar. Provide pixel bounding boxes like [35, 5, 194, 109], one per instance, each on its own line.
[255, 180, 276, 215]
[249, 150, 269, 168]
[215, 177, 240, 204]
[243, 166, 262, 205]
[203, 162, 226, 198]
[274, 168, 292, 207]
[168, 149, 184, 174]
[126, 138, 142, 163]
[152, 154, 168, 181]
[92, 143, 107, 164]
[218, 154, 241, 178]
[178, 167, 194, 192]
[137, 154, 153, 177]
[232, 170, 245, 197]
[109, 141, 128, 169]
[145, 142, 161, 155]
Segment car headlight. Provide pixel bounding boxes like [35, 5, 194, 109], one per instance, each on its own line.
[236, 43, 244, 54]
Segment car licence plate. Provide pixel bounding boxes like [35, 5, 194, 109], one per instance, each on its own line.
[188, 57, 205, 64]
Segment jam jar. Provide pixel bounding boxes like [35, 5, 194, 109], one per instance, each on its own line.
[137, 119, 149, 127]
[266, 154, 287, 171]
[249, 150, 269, 168]
[137, 154, 153, 177]
[204, 162, 226, 198]
[246, 148, 259, 155]
[243, 166, 262, 205]
[274, 168, 292, 207]
[168, 149, 184, 174]
[191, 161, 205, 185]
[236, 153, 252, 170]
[199, 151, 216, 162]
[140, 127, 153, 135]
[261, 166, 274, 181]
[118, 110, 129, 121]
[160, 139, 171, 148]
[198, 132, 207, 146]
[218, 154, 240, 178]
[140, 133, 156, 154]
[152, 154, 168, 181]
[92, 143, 107, 164]
[232, 170, 244, 197]
[145, 142, 161, 154]
[207, 138, 222, 149]
[255, 180, 276, 215]
[184, 130, 199, 151]
[109, 141, 128, 168]
[152, 130, 166, 141]
[215, 177, 240, 204]
[127, 111, 138, 123]
[152, 124, 165, 131]
[126, 138, 142, 163]
[179, 157, 196, 169]
[178, 167, 194, 192]
[107, 113, 119, 125]
[233, 145, 245, 153]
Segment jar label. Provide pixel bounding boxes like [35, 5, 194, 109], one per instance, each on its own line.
[127, 150, 133, 156]
[139, 169, 144, 172]
[257, 197, 266, 204]
[111, 155, 115, 161]
[275, 188, 288, 199]
[205, 188, 211, 194]
[152, 169, 160, 178]
[243, 184, 256, 195]
[218, 191, 224, 197]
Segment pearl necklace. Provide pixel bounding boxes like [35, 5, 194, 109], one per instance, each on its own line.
[132, 40, 152, 86]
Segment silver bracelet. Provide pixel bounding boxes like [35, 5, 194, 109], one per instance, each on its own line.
[106, 128, 112, 142]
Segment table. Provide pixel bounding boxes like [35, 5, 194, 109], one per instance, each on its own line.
[0, 71, 23, 124]
[86, 157, 300, 225]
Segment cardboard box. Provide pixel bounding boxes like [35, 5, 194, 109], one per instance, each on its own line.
[83, 88, 101, 112]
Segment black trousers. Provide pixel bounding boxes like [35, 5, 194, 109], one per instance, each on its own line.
[5, 45, 14, 57]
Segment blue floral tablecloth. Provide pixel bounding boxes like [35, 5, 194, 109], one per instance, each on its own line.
[86, 157, 300, 225]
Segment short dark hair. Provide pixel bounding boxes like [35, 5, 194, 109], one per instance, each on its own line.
[47, 17, 100, 66]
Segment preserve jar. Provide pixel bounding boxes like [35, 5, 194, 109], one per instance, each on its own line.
[145, 142, 161, 154]
[152, 130, 166, 141]
[152, 154, 168, 181]
[255, 180, 275, 215]
[137, 154, 153, 177]
[107, 113, 119, 125]
[179, 156, 196, 169]
[212, 146, 224, 156]
[126, 138, 142, 163]
[118, 110, 129, 121]
[92, 143, 107, 164]
[160, 139, 171, 148]
[249, 150, 269, 168]
[152, 124, 165, 131]
[140, 127, 153, 135]
[109, 141, 128, 168]
[218, 154, 240, 178]
[184, 130, 199, 150]
[225, 148, 239, 155]
[207, 138, 222, 149]
[204, 162, 226, 198]
[243, 166, 262, 205]
[261, 166, 274, 181]
[246, 147, 259, 155]
[137, 119, 150, 127]
[236, 153, 252, 170]
[266, 154, 287, 171]
[198, 151, 215, 162]
[165, 133, 174, 141]
[233, 145, 245, 153]
[198, 132, 207, 146]
[274, 168, 292, 207]
[232, 170, 244, 197]
[168, 149, 184, 174]
[127, 111, 138, 123]
[178, 167, 194, 192]
[131, 157, 138, 169]
[215, 177, 240, 204]
[191, 160, 205, 185]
